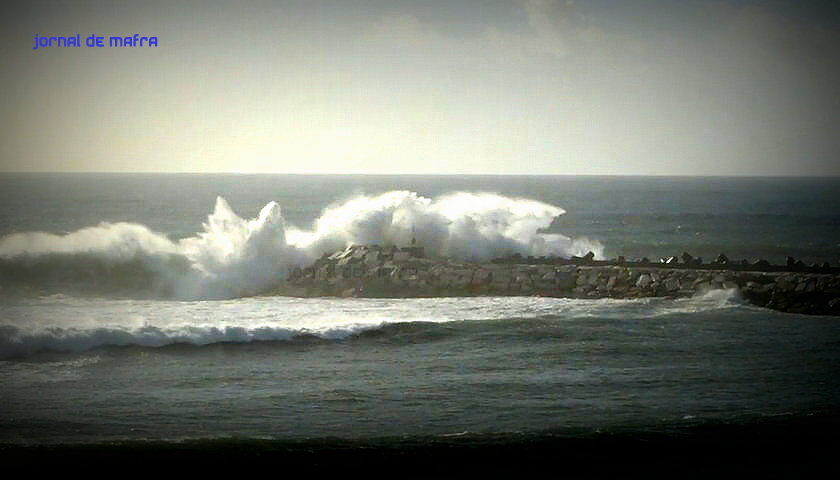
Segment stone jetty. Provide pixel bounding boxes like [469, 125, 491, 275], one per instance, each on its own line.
[273, 245, 840, 316]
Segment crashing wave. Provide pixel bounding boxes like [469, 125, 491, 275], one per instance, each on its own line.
[0, 191, 603, 299]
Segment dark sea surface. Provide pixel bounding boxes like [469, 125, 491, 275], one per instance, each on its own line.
[0, 174, 839, 469]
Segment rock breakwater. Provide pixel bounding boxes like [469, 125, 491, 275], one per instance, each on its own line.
[273, 245, 840, 316]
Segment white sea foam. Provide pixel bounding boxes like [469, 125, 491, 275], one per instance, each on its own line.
[0, 191, 603, 299]
[0, 293, 757, 359]
[646, 287, 747, 317]
[0, 295, 493, 358]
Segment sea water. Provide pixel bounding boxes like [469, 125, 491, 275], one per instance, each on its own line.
[1, 174, 839, 445]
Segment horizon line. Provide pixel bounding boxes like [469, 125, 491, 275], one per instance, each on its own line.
[2, 171, 839, 178]
[0, 170, 840, 178]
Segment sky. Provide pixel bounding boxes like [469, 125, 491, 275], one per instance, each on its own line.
[1, 0, 838, 175]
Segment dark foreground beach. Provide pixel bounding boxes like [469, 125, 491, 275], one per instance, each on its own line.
[3, 413, 838, 475]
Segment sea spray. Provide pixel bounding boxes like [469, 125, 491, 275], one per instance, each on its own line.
[0, 191, 603, 299]
[178, 197, 308, 299]
[288, 191, 603, 261]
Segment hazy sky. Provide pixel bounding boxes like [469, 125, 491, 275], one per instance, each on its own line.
[1, 0, 838, 175]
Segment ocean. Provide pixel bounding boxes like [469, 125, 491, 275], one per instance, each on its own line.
[1, 174, 839, 469]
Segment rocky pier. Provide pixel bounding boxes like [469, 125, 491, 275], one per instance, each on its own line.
[273, 245, 840, 316]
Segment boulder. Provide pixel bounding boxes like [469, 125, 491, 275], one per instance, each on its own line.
[393, 251, 411, 262]
[828, 298, 840, 314]
[636, 274, 652, 289]
[555, 271, 577, 290]
[473, 270, 492, 285]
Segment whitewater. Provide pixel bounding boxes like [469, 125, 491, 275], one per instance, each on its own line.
[0, 191, 602, 300]
[0, 290, 748, 360]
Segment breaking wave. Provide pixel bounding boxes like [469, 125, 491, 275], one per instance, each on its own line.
[0, 291, 754, 359]
[0, 323, 386, 359]
[0, 191, 603, 299]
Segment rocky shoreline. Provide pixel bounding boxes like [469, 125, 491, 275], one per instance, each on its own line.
[273, 245, 840, 316]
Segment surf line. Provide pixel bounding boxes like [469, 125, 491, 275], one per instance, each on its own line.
[33, 34, 159, 50]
